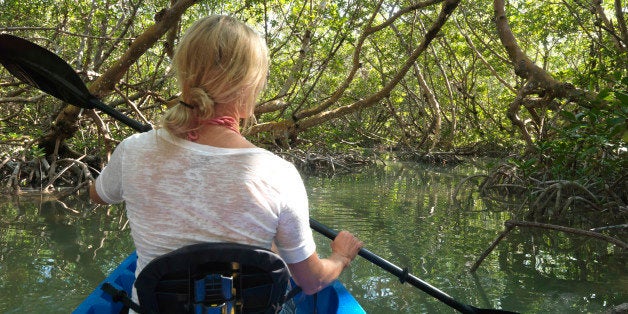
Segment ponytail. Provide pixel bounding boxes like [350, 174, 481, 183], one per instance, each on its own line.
[161, 15, 269, 138]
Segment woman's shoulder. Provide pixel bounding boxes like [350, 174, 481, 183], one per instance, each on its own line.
[252, 150, 302, 180]
[252, 148, 295, 165]
[114, 129, 158, 148]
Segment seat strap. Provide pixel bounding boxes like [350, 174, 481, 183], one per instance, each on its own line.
[193, 274, 235, 314]
[101, 283, 151, 314]
[282, 286, 302, 305]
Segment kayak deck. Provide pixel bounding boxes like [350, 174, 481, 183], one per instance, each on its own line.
[73, 252, 365, 313]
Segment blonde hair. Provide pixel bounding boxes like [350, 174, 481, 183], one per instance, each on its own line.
[162, 15, 269, 137]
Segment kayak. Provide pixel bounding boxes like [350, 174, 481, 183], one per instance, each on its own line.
[73, 252, 365, 314]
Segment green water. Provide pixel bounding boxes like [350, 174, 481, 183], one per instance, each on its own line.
[0, 162, 625, 313]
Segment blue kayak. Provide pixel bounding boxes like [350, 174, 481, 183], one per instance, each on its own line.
[73, 252, 365, 314]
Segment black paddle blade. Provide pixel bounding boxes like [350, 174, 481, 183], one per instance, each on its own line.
[0, 34, 152, 132]
[0, 34, 94, 109]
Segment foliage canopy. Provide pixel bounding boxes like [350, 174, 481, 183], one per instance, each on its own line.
[0, 0, 626, 214]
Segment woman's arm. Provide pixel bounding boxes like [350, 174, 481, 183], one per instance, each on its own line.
[287, 230, 362, 295]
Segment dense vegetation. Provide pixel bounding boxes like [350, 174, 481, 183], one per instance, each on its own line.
[0, 1, 626, 227]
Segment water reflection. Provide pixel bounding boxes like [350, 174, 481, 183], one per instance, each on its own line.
[304, 162, 626, 313]
[0, 194, 133, 313]
[0, 162, 625, 313]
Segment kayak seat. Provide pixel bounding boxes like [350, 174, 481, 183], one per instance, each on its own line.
[134, 242, 292, 314]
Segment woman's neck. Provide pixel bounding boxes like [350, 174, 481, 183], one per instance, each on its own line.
[194, 126, 256, 148]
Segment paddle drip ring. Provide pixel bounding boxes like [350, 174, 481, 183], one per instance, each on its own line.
[399, 267, 409, 284]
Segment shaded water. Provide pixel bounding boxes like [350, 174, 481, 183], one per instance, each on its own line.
[0, 161, 625, 313]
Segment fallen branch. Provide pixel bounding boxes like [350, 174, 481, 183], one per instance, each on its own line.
[469, 223, 515, 272]
[470, 219, 627, 272]
[590, 224, 628, 232]
[504, 220, 627, 249]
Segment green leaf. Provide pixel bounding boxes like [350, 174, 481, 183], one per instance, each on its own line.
[597, 89, 611, 101]
[614, 91, 628, 106]
[559, 110, 576, 121]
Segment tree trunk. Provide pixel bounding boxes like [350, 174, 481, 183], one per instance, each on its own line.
[38, 0, 198, 159]
[493, 0, 597, 151]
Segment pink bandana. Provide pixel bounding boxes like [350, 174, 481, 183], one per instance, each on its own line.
[187, 116, 240, 142]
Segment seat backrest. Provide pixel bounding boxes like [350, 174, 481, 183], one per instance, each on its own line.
[134, 242, 291, 314]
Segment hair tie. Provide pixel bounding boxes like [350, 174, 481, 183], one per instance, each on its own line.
[179, 100, 194, 109]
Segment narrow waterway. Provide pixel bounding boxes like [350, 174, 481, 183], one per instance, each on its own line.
[0, 161, 625, 313]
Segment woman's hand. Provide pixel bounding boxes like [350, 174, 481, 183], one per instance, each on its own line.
[330, 231, 363, 268]
[287, 230, 363, 295]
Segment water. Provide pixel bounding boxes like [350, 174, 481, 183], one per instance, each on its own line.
[0, 162, 625, 313]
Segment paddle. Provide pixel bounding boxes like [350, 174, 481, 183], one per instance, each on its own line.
[310, 219, 518, 314]
[0, 34, 518, 314]
[0, 34, 152, 132]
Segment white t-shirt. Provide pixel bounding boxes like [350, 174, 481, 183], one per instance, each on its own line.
[95, 129, 316, 275]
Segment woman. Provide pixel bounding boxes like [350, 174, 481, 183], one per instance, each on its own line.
[89, 14, 362, 303]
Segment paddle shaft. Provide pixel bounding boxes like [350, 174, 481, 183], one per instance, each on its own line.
[310, 218, 483, 314]
[88, 98, 152, 132]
